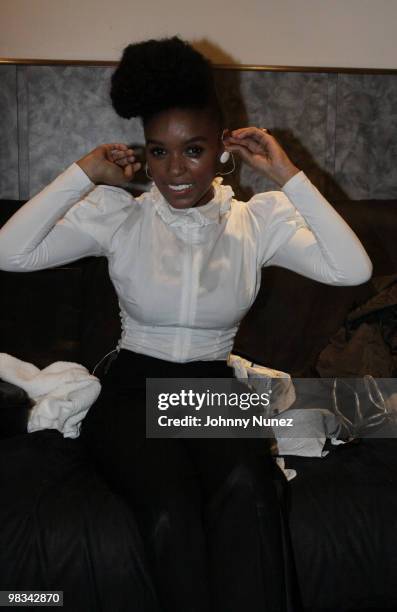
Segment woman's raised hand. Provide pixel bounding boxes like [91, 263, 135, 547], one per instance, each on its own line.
[223, 127, 299, 187]
[77, 144, 141, 186]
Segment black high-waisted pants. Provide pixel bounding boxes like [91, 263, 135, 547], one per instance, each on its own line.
[80, 349, 301, 612]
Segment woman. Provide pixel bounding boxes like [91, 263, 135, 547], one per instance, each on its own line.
[0, 37, 371, 612]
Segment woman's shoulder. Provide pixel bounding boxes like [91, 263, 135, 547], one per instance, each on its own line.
[80, 183, 138, 213]
[230, 188, 297, 224]
[62, 182, 144, 226]
[59, 183, 146, 251]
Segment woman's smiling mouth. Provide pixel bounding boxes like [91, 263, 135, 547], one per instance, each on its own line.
[168, 183, 193, 192]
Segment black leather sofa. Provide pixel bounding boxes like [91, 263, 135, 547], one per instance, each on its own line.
[0, 197, 396, 611]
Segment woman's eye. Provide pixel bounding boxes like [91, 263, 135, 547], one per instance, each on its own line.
[149, 147, 167, 157]
[186, 146, 204, 158]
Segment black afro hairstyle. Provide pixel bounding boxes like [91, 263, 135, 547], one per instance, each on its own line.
[110, 36, 223, 126]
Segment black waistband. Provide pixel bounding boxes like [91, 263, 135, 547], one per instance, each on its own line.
[103, 349, 233, 388]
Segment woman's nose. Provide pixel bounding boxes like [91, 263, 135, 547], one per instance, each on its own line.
[168, 153, 186, 176]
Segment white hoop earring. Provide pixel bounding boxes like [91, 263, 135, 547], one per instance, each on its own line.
[145, 163, 153, 180]
[217, 152, 235, 176]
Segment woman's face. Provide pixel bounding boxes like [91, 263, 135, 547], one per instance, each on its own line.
[144, 107, 223, 209]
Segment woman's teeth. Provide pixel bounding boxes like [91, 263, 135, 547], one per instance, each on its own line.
[168, 184, 193, 191]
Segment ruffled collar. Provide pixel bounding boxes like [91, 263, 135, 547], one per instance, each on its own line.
[150, 177, 234, 229]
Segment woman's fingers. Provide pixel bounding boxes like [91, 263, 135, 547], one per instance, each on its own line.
[227, 138, 265, 156]
[225, 137, 270, 160]
[105, 146, 138, 171]
[114, 155, 136, 167]
[110, 148, 134, 160]
[225, 128, 272, 156]
[104, 144, 142, 183]
[123, 162, 141, 180]
[78, 144, 141, 185]
[225, 142, 260, 164]
[103, 143, 128, 160]
[230, 127, 270, 143]
[106, 143, 129, 151]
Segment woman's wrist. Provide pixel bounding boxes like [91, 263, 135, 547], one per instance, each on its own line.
[76, 156, 100, 184]
[269, 164, 300, 188]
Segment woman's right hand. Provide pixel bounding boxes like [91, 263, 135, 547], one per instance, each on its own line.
[77, 144, 141, 185]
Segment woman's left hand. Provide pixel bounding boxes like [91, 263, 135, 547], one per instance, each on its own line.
[224, 127, 300, 187]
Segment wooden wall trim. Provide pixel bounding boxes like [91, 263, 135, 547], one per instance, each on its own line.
[1, 58, 397, 74]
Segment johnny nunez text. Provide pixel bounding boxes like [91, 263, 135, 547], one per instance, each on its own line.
[158, 415, 294, 429]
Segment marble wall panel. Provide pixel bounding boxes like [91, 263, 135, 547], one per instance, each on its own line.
[332, 74, 397, 200]
[17, 67, 30, 199]
[324, 74, 338, 188]
[215, 70, 330, 200]
[0, 65, 19, 199]
[0, 64, 396, 200]
[26, 66, 144, 195]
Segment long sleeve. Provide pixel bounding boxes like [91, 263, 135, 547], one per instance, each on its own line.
[265, 172, 373, 286]
[0, 164, 106, 272]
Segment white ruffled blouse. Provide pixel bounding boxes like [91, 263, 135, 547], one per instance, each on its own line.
[0, 164, 372, 362]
